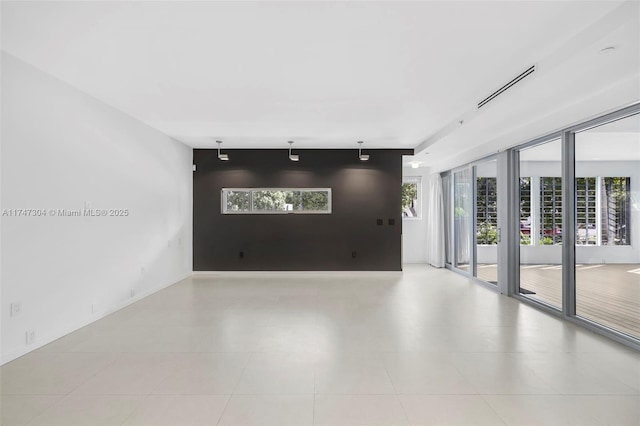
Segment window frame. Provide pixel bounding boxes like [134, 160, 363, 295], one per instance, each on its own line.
[600, 177, 631, 246]
[539, 176, 563, 245]
[221, 188, 332, 215]
[402, 176, 422, 220]
[519, 177, 533, 245]
[476, 176, 498, 246]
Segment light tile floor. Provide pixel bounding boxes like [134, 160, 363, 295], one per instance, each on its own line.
[1, 265, 639, 425]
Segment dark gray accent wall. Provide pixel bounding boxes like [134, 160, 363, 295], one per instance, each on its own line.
[193, 149, 412, 271]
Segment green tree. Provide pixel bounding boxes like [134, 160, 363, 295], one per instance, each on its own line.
[253, 190, 287, 211]
[476, 222, 498, 245]
[402, 183, 418, 216]
[540, 177, 563, 244]
[226, 191, 250, 211]
[300, 191, 329, 211]
[520, 178, 531, 245]
[603, 177, 629, 245]
[476, 177, 497, 245]
[540, 236, 555, 245]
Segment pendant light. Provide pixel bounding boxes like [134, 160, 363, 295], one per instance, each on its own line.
[288, 141, 299, 161]
[216, 141, 229, 161]
[358, 141, 369, 161]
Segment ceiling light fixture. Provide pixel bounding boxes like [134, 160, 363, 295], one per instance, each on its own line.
[288, 141, 299, 161]
[410, 161, 420, 169]
[216, 141, 229, 161]
[357, 141, 369, 161]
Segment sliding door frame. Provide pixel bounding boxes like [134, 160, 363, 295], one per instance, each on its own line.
[452, 165, 473, 275]
[441, 102, 640, 349]
[471, 154, 500, 285]
[508, 102, 640, 350]
[441, 171, 454, 269]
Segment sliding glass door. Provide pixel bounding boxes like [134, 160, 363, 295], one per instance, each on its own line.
[454, 168, 472, 272]
[517, 138, 563, 310]
[574, 113, 640, 339]
[474, 158, 498, 284]
[441, 104, 639, 347]
[442, 173, 453, 266]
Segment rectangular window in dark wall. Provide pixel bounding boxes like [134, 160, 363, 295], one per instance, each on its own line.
[221, 188, 332, 214]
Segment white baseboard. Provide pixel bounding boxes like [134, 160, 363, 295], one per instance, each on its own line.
[192, 270, 403, 277]
[1, 271, 193, 365]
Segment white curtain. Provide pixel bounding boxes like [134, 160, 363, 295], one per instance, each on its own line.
[427, 173, 445, 267]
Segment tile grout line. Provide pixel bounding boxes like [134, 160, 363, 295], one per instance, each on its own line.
[312, 360, 317, 426]
[313, 293, 319, 426]
[376, 352, 399, 397]
[215, 352, 254, 425]
[120, 351, 180, 425]
[478, 394, 510, 426]
[447, 352, 486, 396]
[377, 351, 412, 425]
[25, 351, 124, 424]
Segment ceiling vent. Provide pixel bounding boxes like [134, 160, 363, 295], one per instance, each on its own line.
[477, 65, 536, 109]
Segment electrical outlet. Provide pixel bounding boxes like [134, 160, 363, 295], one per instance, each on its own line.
[130, 289, 135, 298]
[140, 266, 145, 275]
[26, 330, 35, 345]
[10, 302, 21, 317]
[91, 303, 100, 314]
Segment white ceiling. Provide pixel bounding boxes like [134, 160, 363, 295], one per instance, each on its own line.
[2, 1, 638, 163]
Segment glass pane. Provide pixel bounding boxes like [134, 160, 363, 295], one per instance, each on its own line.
[225, 190, 251, 212]
[442, 174, 452, 265]
[475, 159, 498, 284]
[576, 177, 597, 245]
[601, 177, 631, 246]
[252, 190, 291, 212]
[294, 190, 330, 212]
[402, 182, 419, 217]
[223, 188, 331, 214]
[518, 139, 562, 309]
[540, 177, 563, 245]
[575, 113, 639, 338]
[520, 177, 532, 245]
[454, 168, 472, 271]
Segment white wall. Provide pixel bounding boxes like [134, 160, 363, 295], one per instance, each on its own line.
[402, 167, 430, 263]
[1, 53, 193, 364]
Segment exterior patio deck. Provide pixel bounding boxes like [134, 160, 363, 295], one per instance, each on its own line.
[475, 263, 640, 338]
